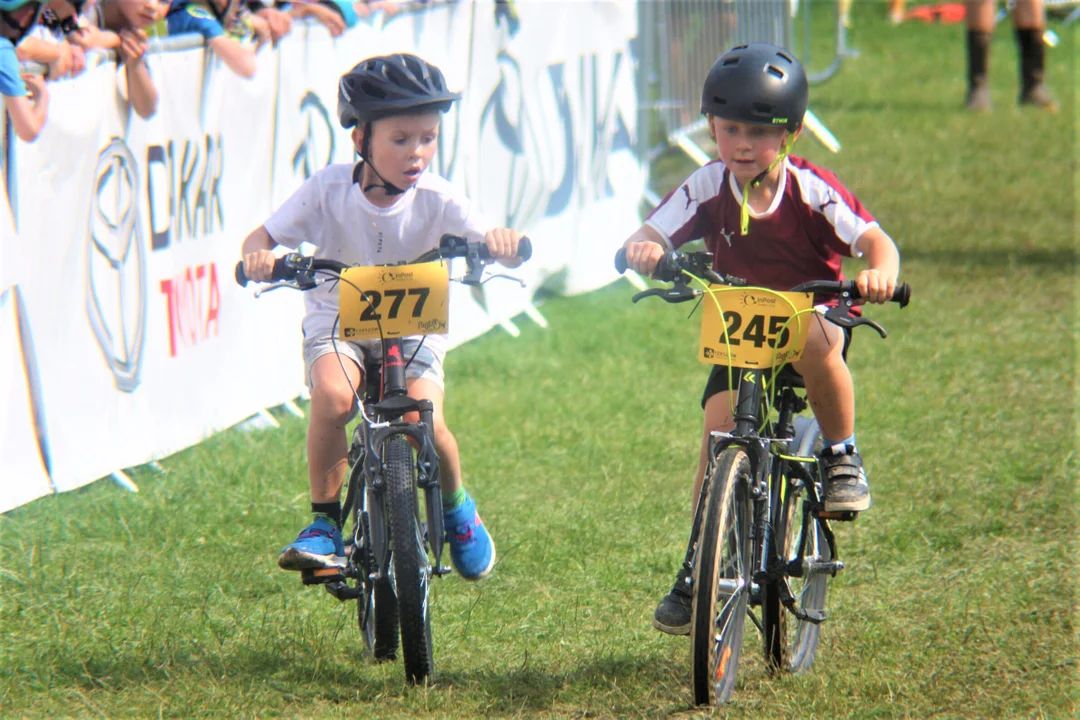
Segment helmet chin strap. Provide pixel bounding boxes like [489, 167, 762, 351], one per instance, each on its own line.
[739, 134, 792, 236]
[357, 123, 407, 197]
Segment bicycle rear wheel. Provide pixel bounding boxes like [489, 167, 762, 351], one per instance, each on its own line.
[763, 416, 832, 673]
[384, 434, 434, 684]
[691, 447, 753, 705]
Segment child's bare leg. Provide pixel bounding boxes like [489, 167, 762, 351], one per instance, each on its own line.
[405, 377, 461, 495]
[693, 390, 736, 512]
[792, 315, 852, 444]
[278, 352, 361, 570]
[654, 387, 735, 635]
[306, 353, 362, 503]
[405, 376, 494, 580]
[792, 316, 869, 512]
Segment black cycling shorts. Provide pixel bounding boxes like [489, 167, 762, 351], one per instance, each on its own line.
[701, 326, 851, 408]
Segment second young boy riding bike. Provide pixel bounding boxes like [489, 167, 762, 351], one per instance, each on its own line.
[620, 42, 902, 636]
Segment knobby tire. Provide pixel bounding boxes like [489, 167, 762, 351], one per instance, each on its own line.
[762, 418, 831, 673]
[691, 447, 753, 705]
[384, 434, 434, 684]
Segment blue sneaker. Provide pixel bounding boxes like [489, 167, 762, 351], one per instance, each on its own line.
[278, 518, 346, 571]
[444, 493, 496, 581]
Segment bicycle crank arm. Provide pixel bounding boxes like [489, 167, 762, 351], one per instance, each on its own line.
[323, 581, 362, 602]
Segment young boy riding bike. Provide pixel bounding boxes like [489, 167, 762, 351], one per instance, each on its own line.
[241, 53, 526, 582]
[620, 43, 901, 635]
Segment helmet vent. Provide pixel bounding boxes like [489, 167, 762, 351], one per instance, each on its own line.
[360, 81, 388, 99]
[752, 102, 774, 114]
[721, 58, 740, 67]
[766, 65, 785, 80]
[775, 50, 794, 63]
[712, 96, 727, 105]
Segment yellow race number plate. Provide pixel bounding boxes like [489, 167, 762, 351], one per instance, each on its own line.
[338, 262, 450, 340]
[699, 287, 813, 368]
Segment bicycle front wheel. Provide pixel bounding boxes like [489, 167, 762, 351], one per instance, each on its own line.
[357, 506, 399, 662]
[384, 434, 435, 684]
[691, 447, 753, 705]
[764, 416, 831, 673]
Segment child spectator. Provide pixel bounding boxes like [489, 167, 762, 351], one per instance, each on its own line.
[287, 0, 347, 37]
[246, 0, 291, 44]
[166, 0, 270, 78]
[43, 0, 162, 118]
[16, 2, 86, 79]
[1, 0, 49, 140]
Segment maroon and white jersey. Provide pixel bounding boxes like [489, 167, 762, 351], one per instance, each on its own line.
[645, 156, 879, 291]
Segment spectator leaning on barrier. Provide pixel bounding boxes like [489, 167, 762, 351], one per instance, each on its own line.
[165, 0, 270, 78]
[620, 43, 901, 637]
[102, 0, 166, 118]
[41, 1, 162, 118]
[966, 0, 1056, 111]
[245, 0, 291, 44]
[240, 53, 525, 582]
[15, 0, 87, 78]
[285, 0, 349, 37]
[0, 0, 48, 140]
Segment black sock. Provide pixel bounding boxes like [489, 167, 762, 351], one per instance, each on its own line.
[312, 501, 341, 528]
[1015, 27, 1044, 94]
[967, 30, 991, 88]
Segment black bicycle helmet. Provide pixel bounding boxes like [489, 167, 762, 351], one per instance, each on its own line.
[0, 0, 44, 45]
[337, 53, 461, 129]
[700, 43, 808, 133]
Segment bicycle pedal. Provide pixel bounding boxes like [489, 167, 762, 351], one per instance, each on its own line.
[815, 510, 858, 522]
[301, 566, 346, 585]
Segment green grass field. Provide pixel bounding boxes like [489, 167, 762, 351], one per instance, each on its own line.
[1, 6, 1076, 719]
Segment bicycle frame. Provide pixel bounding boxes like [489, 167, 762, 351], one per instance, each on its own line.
[354, 335, 448, 586]
[678, 366, 844, 625]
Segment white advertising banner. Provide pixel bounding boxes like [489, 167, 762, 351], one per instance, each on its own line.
[0, 1, 646, 513]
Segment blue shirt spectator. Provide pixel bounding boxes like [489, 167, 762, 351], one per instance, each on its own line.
[0, 36, 26, 96]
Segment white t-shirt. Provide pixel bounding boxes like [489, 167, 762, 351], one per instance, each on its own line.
[263, 163, 493, 352]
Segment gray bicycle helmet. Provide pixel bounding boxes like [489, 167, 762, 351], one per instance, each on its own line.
[338, 53, 461, 129]
[700, 43, 808, 133]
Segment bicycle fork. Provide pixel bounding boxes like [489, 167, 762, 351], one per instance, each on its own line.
[367, 408, 451, 579]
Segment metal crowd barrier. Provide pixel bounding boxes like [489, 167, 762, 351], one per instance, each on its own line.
[637, 0, 852, 171]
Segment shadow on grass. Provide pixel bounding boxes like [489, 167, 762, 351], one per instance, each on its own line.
[23, 645, 692, 711]
[435, 652, 689, 713]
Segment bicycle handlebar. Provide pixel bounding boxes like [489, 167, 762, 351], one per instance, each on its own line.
[614, 247, 911, 308]
[235, 233, 532, 288]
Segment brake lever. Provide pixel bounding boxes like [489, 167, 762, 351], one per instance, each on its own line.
[631, 287, 701, 304]
[253, 282, 298, 298]
[823, 305, 888, 338]
[479, 273, 526, 288]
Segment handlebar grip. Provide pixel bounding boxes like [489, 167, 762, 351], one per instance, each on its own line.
[893, 282, 911, 309]
[614, 248, 628, 274]
[475, 236, 533, 262]
[236, 256, 295, 286]
[517, 236, 532, 262]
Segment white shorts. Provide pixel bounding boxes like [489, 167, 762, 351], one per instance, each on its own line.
[302, 334, 445, 392]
